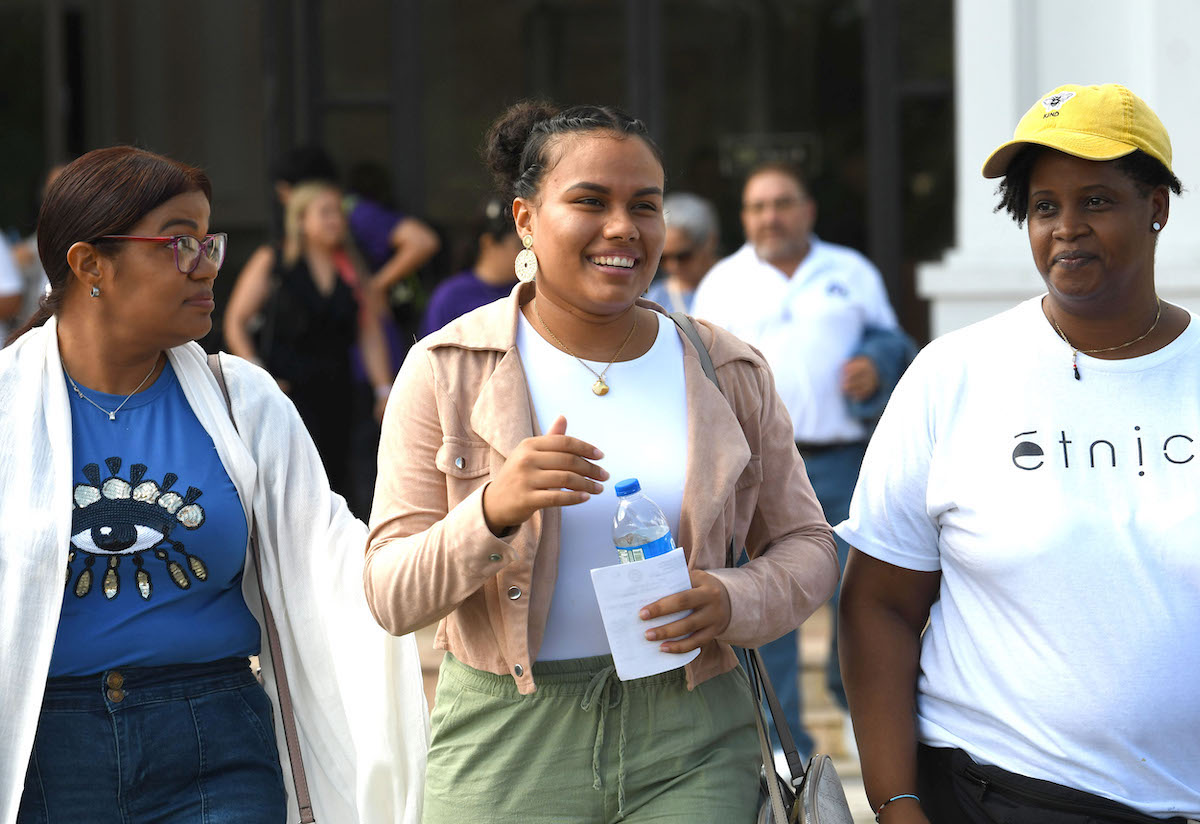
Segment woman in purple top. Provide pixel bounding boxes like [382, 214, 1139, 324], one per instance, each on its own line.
[420, 197, 523, 337]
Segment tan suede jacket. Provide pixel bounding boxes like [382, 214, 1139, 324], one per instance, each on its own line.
[365, 283, 838, 695]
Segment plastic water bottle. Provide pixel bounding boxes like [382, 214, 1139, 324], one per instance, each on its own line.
[612, 478, 675, 564]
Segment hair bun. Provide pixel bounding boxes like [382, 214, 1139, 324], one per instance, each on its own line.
[483, 100, 560, 197]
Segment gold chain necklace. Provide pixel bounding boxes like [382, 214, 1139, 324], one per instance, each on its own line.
[64, 356, 161, 421]
[1046, 297, 1162, 381]
[532, 299, 639, 396]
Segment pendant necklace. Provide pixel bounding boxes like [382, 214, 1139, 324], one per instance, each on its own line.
[1046, 297, 1162, 380]
[64, 356, 161, 420]
[532, 299, 639, 396]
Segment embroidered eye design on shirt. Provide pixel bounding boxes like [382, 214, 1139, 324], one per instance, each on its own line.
[69, 457, 208, 601]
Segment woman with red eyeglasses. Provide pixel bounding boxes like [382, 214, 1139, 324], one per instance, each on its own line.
[0, 146, 428, 823]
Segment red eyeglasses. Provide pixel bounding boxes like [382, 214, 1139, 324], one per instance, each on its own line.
[96, 233, 227, 274]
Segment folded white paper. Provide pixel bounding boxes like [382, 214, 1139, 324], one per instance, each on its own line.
[590, 547, 701, 681]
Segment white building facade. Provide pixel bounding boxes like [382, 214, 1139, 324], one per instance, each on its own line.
[920, 0, 1200, 337]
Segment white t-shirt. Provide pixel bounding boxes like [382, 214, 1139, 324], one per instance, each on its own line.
[691, 238, 898, 443]
[836, 296, 1200, 819]
[517, 311, 688, 661]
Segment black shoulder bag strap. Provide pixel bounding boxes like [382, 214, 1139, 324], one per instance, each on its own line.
[668, 312, 807, 792]
[206, 353, 316, 824]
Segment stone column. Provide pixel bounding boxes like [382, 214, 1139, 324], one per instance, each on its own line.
[919, 0, 1200, 337]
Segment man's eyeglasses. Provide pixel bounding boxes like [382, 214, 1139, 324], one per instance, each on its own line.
[741, 196, 803, 216]
[660, 248, 697, 265]
[96, 233, 228, 274]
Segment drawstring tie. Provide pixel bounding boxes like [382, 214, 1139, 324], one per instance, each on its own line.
[580, 664, 630, 818]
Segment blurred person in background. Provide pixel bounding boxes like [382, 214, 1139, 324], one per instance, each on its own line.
[3, 165, 68, 347]
[344, 160, 441, 310]
[691, 161, 915, 760]
[224, 181, 394, 507]
[0, 146, 428, 823]
[270, 145, 339, 214]
[420, 195, 522, 337]
[262, 149, 432, 517]
[0, 233, 24, 343]
[269, 150, 440, 301]
[644, 191, 719, 313]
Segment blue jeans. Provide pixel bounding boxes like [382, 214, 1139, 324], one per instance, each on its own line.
[807, 443, 863, 712]
[759, 442, 864, 756]
[18, 658, 286, 824]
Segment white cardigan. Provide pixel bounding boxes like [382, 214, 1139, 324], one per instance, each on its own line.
[0, 319, 429, 824]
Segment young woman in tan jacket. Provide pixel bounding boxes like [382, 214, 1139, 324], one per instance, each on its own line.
[365, 101, 838, 824]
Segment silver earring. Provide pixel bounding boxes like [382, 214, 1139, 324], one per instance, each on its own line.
[90, 285, 101, 298]
[515, 235, 538, 283]
[1152, 221, 1162, 232]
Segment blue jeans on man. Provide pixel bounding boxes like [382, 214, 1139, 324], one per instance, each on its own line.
[760, 442, 864, 758]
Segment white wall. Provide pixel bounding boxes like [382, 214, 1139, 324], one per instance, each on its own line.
[920, 0, 1200, 337]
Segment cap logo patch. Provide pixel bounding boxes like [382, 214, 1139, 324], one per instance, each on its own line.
[1041, 91, 1076, 118]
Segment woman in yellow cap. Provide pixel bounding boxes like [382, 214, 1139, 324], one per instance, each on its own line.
[836, 84, 1199, 823]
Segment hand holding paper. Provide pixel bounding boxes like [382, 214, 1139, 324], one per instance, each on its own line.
[592, 548, 724, 681]
[639, 566, 732, 653]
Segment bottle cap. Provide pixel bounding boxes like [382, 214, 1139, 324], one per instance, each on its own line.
[614, 478, 641, 496]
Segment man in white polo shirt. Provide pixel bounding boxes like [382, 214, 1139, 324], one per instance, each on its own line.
[691, 162, 912, 756]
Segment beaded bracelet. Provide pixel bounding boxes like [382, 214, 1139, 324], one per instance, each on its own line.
[875, 793, 920, 822]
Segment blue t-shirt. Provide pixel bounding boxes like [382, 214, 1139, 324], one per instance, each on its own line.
[346, 196, 404, 271]
[420, 270, 514, 338]
[51, 360, 260, 676]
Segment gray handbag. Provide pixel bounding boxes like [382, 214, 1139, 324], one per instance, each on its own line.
[745, 644, 853, 824]
[668, 313, 854, 824]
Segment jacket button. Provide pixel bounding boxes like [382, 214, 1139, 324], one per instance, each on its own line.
[455, 456, 466, 469]
[513, 664, 524, 677]
[105, 672, 124, 689]
[107, 688, 125, 703]
[507, 586, 522, 600]
[489, 553, 503, 562]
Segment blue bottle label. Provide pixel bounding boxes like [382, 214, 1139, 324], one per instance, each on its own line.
[615, 533, 674, 564]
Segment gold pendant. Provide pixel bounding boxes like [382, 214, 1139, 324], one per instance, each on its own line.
[592, 378, 609, 396]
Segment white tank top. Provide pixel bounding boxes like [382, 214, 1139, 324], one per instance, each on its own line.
[516, 310, 689, 661]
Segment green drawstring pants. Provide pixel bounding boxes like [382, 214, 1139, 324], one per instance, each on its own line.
[422, 653, 761, 823]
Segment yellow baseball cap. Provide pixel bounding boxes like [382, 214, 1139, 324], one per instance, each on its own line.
[982, 83, 1173, 179]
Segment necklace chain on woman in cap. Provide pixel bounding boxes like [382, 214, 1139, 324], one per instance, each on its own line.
[532, 299, 638, 396]
[1047, 297, 1162, 381]
[64, 356, 161, 420]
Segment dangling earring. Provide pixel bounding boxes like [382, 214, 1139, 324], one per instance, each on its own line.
[515, 235, 538, 283]
[1152, 221, 1162, 232]
[90, 285, 101, 298]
